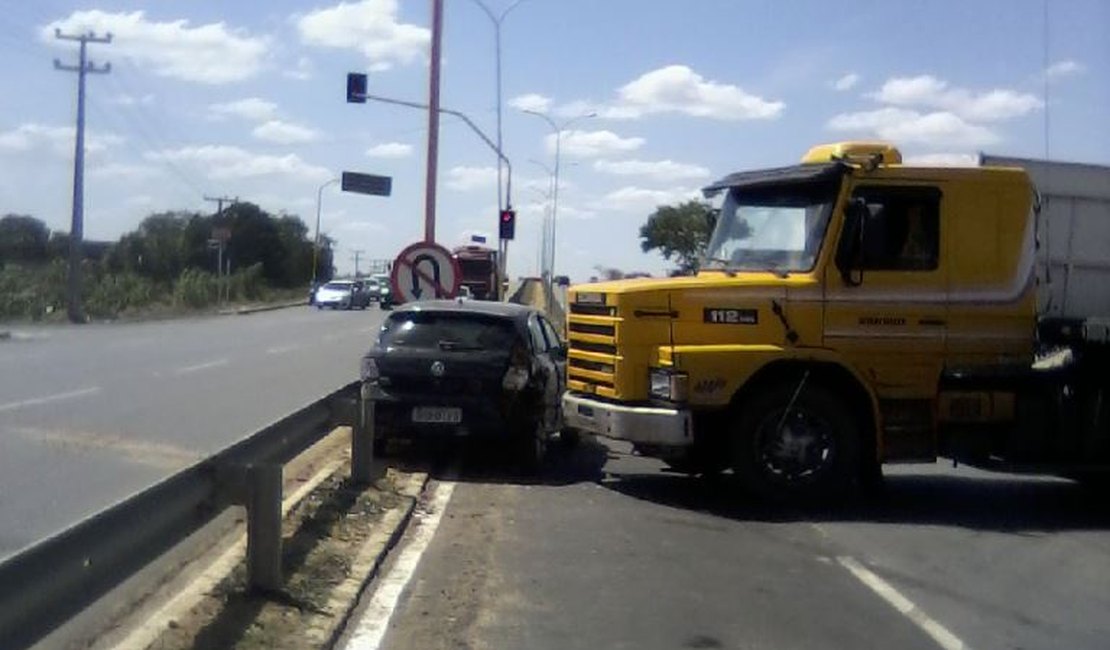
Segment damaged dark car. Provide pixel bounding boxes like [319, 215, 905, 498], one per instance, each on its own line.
[359, 300, 567, 469]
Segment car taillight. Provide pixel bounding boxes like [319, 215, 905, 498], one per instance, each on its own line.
[502, 344, 530, 391]
[360, 356, 379, 382]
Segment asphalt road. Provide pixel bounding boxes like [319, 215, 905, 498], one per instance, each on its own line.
[0, 304, 388, 559]
[371, 440, 1110, 650]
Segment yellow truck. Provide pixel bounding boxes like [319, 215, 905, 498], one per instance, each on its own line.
[562, 142, 1110, 501]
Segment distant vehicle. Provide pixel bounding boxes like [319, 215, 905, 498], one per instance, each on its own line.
[453, 245, 500, 300]
[360, 300, 568, 469]
[314, 280, 372, 310]
[372, 273, 394, 309]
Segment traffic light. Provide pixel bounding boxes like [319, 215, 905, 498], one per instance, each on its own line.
[499, 209, 516, 240]
[346, 73, 367, 103]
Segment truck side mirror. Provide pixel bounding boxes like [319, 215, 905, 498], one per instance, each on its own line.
[836, 199, 867, 286]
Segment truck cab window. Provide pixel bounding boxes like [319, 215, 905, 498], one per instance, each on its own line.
[854, 187, 940, 271]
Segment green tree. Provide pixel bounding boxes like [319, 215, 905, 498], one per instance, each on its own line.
[0, 214, 49, 264]
[639, 200, 717, 274]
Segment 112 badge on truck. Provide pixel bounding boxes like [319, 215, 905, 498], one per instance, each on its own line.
[703, 308, 758, 325]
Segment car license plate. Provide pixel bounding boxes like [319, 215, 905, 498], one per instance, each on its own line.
[411, 406, 462, 424]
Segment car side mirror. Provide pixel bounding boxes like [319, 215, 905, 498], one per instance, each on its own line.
[836, 199, 867, 287]
[551, 343, 568, 361]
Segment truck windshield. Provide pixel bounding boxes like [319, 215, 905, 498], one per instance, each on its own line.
[703, 183, 836, 273]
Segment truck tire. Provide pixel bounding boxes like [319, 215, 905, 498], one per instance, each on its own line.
[732, 383, 860, 504]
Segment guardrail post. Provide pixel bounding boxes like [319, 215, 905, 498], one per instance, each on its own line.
[352, 392, 377, 485]
[246, 464, 283, 592]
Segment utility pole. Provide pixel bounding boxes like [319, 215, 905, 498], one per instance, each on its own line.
[54, 28, 111, 324]
[424, 0, 444, 244]
[350, 250, 365, 278]
[204, 195, 237, 305]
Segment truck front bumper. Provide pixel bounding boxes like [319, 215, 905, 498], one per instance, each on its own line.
[562, 393, 693, 447]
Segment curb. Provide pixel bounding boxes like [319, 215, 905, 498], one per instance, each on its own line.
[310, 471, 430, 648]
[219, 300, 307, 316]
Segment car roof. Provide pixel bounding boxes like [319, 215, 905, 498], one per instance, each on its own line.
[389, 299, 539, 323]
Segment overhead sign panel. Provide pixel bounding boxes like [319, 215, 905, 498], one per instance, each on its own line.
[341, 171, 392, 197]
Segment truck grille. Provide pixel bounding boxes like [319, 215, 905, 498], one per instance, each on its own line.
[567, 305, 620, 398]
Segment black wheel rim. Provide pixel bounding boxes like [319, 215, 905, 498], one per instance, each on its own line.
[753, 406, 836, 484]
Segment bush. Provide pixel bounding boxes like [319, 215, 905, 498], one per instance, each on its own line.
[86, 272, 160, 318]
[173, 268, 219, 309]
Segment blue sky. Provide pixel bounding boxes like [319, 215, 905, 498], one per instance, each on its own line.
[1, 0, 1106, 280]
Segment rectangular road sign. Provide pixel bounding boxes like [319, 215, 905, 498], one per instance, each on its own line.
[341, 171, 392, 197]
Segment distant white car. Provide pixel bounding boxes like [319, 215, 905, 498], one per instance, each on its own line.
[314, 280, 371, 310]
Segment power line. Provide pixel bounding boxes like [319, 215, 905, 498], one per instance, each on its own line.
[53, 27, 111, 324]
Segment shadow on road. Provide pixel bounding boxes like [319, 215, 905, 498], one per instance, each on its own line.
[381, 435, 612, 488]
[599, 466, 1110, 533]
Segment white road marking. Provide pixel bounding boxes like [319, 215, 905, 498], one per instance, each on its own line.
[0, 386, 102, 413]
[171, 358, 229, 375]
[340, 479, 457, 650]
[265, 344, 301, 355]
[837, 556, 968, 650]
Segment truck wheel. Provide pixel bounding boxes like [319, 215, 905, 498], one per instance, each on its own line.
[732, 383, 860, 503]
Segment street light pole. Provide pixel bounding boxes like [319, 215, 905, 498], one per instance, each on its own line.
[523, 110, 595, 283]
[529, 158, 555, 275]
[312, 177, 339, 287]
[467, 0, 527, 215]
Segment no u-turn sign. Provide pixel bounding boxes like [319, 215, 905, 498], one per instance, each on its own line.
[390, 241, 462, 302]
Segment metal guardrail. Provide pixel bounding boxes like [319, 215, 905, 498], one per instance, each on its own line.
[0, 380, 376, 650]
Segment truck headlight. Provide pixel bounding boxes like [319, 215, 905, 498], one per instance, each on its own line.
[649, 369, 689, 402]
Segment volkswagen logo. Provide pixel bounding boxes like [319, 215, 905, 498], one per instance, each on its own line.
[430, 361, 446, 377]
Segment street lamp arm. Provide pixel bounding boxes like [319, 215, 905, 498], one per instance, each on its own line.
[359, 92, 514, 208]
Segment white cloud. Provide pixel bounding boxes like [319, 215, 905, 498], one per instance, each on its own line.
[145, 145, 331, 181]
[598, 186, 700, 213]
[251, 120, 320, 144]
[285, 56, 314, 81]
[208, 98, 278, 121]
[604, 65, 783, 120]
[110, 93, 154, 107]
[509, 93, 552, 113]
[88, 162, 160, 180]
[446, 166, 498, 191]
[43, 10, 269, 84]
[870, 75, 1041, 122]
[902, 152, 979, 167]
[1046, 60, 1084, 78]
[833, 72, 860, 92]
[593, 159, 711, 182]
[366, 142, 413, 158]
[297, 0, 429, 71]
[0, 123, 122, 156]
[827, 107, 1000, 148]
[549, 129, 645, 158]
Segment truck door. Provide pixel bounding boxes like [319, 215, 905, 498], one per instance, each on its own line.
[824, 184, 947, 460]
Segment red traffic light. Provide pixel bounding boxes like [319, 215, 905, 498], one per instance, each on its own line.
[498, 209, 516, 240]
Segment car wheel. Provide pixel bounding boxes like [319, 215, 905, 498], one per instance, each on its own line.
[732, 382, 860, 504]
[558, 428, 581, 450]
[515, 420, 548, 474]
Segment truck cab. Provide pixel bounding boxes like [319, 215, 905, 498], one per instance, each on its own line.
[561, 141, 1102, 501]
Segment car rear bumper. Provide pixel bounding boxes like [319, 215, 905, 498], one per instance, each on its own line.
[562, 392, 693, 447]
[363, 382, 535, 439]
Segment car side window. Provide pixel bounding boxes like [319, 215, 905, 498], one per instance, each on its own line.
[527, 316, 548, 353]
[853, 186, 941, 271]
[538, 317, 562, 350]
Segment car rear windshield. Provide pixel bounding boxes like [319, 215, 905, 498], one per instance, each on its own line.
[323, 282, 351, 290]
[380, 312, 517, 351]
